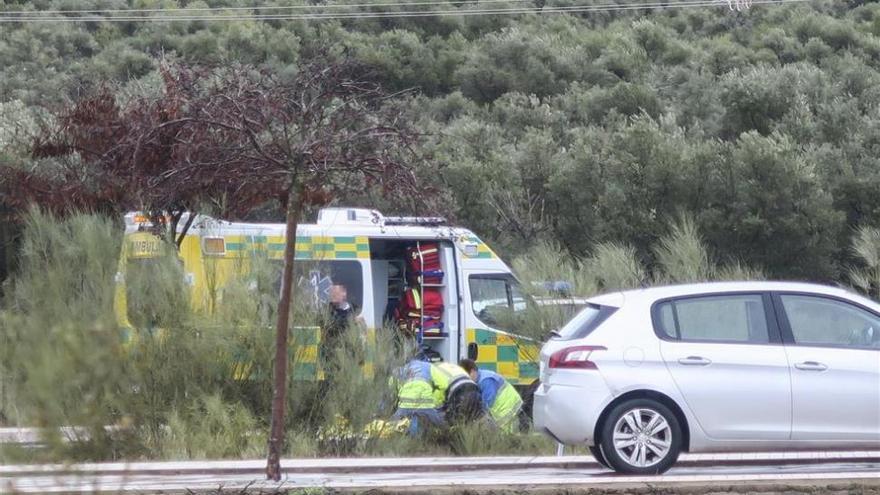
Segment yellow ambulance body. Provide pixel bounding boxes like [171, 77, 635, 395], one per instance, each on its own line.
[115, 208, 540, 387]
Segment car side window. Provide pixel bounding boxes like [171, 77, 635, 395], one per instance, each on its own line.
[780, 295, 880, 349]
[658, 303, 677, 339]
[657, 294, 769, 344]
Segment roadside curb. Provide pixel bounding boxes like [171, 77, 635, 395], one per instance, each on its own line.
[335, 479, 880, 495]
[2, 452, 878, 477]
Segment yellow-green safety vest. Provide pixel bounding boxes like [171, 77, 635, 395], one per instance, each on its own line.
[395, 361, 439, 410]
[430, 362, 473, 406]
[490, 381, 523, 433]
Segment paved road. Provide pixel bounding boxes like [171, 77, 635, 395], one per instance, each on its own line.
[3, 452, 879, 493]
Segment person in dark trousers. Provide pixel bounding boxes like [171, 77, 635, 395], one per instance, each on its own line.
[328, 284, 354, 330]
[321, 284, 358, 365]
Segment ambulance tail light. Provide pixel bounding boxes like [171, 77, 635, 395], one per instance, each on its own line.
[548, 345, 606, 370]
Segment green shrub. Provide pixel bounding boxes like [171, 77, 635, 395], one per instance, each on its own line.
[654, 214, 712, 284]
[153, 394, 266, 459]
[449, 420, 555, 456]
[848, 226, 880, 299]
[587, 242, 647, 292]
[0, 209, 127, 459]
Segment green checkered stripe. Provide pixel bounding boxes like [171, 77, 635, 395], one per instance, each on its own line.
[230, 326, 378, 382]
[467, 328, 539, 386]
[289, 326, 325, 381]
[224, 235, 370, 260]
[229, 326, 323, 381]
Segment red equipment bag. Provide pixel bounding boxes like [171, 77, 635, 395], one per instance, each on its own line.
[395, 286, 444, 336]
[400, 287, 443, 319]
[406, 242, 442, 273]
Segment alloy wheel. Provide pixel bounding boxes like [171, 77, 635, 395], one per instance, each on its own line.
[611, 408, 672, 468]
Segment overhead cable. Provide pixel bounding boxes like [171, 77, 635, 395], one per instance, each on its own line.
[0, 0, 809, 22]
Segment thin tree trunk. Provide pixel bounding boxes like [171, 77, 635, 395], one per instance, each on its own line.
[266, 183, 302, 481]
[175, 210, 197, 250]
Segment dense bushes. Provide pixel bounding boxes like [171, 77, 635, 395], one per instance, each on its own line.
[4, 2, 880, 287]
[0, 212, 576, 462]
[0, 212, 414, 461]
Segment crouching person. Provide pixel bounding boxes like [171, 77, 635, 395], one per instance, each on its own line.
[459, 359, 523, 433]
[431, 361, 483, 425]
[391, 359, 445, 436]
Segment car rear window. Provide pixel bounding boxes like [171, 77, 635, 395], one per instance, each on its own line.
[552, 303, 617, 341]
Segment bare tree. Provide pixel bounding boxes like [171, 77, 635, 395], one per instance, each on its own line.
[0, 70, 229, 247]
[172, 60, 426, 480]
[2, 60, 430, 479]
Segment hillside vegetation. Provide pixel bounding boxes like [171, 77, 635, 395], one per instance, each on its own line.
[3, 0, 880, 283]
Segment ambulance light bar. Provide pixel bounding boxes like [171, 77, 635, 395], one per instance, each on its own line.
[124, 212, 153, 226]
[316, 208, 447, 227]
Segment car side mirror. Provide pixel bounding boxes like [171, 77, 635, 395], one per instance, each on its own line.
[467, 343, 478, 360]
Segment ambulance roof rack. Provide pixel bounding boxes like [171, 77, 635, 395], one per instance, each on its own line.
[383, 216, 447, 227]
[317, 208, 382, 226]
[317, 207, 447, 227]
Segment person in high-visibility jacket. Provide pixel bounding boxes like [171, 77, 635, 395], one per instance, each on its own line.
[430, 361, 483, 425]
[390, 359, 445, 435]
[459, 359, 523, 433]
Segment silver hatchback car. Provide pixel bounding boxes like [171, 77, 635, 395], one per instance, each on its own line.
[533, 281, 880, 474]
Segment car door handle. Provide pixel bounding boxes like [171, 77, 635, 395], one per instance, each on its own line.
[795, 361, 828, 372]
[678, 356, 712, 366]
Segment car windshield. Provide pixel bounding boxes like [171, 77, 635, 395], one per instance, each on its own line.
[553, 303, 617, 340]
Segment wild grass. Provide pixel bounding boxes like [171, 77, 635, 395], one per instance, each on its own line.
[1, 210, 295, 461]
[512, 241, 596, 296]
[653, 214, 712, 284]
[653, 214, 765, 284]
[154, 394, 266, 459]
[0, 209, 127, 459]
[1, 210, 485, 462]
[586, 242, 646, 291]
[513, 214, 765, 303]
[848, 226, 880, 300]
[448, 419, 556, 456]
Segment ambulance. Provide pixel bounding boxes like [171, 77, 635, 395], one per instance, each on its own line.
[115, 207, 540, 391]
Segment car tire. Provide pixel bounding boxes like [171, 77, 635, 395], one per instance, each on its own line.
[589, 445, 611, 469]
[598, 398, 681, 475]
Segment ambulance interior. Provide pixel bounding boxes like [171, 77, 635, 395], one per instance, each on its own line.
[369, 239, 459, 363]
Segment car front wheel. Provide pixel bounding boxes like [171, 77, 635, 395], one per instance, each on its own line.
[598, 398, 681, 475]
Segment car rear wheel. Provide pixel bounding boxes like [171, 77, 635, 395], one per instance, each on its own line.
[598, 398, 681, 475]
[589, 445, 611, 469]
